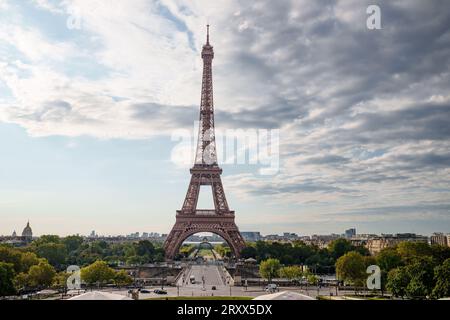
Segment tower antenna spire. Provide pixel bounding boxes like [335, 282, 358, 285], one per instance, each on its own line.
[206, 24, 210, 45]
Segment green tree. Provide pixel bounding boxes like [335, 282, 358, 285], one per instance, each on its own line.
[328, 239, 355, 260]
[386, 267, 410, 298]
[241, 240, 335, 272]
[354, 246, 371, 256]
[32, 235, 61, 246]
[27, 261, 56, 289]
[0, 246, 22, 272]
[52, 271, 70, 290]
[241, 246, 257, 259]
[376, 248, 403, 272]
[81, 260, 116, 286]
[279, 265, 303, 281]
[406, 277, 430, 299]
[14, 272, 29, 292]
[363, 255, 377, 267]
[405, 256, 436, 299]
[214, 244, 231, 259]
[397, 242, 432, 264]
[0, 262, 16, 297]
[179, 244, 195, 258]
[20, 252, 42, 273]
[335, 251, 366, 287]
[307, 273, 319, 285]
[292, 241, 316, 263]
[62, 235, 84, 252]
[431, 258, 450, 299]
[430, 245, 450, 265]
[126, 255, 144, 266]
[259, 258, 281, 282]
[306, 250, 334, 274]
[114, 270, 133, 287]
[153, 248, 165, 262]
[135, 240, 155, 256]
[34, 243, 67, 268]
[376, 248, 402, 291]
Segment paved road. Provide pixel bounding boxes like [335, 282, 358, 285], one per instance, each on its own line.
[181, 264, 225, 288]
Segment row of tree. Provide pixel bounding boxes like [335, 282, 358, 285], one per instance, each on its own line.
[242, 238, 370, 273]
[258, 258, 320, 285]
[80, 260, 133, 287]
[176, 244, 232, 260]
[252, 240, 450, 299]
[0, 235, 165, 296]
[335, 241, 450, 299]
[0, 246, 134, 296]
[22, 235, 164, 270]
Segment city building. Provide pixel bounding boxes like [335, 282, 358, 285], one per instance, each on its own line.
[127, 232, 140, 239]
[345, 228, 356, 239]
[283, 232, 299, 240]
[300, 234, 340, 248]
[261, 233, 300, 242]
[241, 232, 262, 242]
[430, 233, 448, 246]
[355, 234, 378, 240]
[0, 221, 34, 246]
[366, 233, 428, 255]
[21, 221, 33, 240]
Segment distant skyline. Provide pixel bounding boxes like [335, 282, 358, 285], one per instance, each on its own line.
[1, 1, 450, 236]
[2, 219, 447, 238]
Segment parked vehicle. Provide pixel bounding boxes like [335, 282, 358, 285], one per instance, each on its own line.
[265, 284, 278, 293]
[190, 275, 196, 284]
[140, 289, 151, 294]
[154, 289, 167, 295]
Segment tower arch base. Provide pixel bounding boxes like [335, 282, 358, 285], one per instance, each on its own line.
[164, 214, 246, 260]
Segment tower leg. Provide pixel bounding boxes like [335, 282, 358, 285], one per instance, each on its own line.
[164, 215, 246, 260]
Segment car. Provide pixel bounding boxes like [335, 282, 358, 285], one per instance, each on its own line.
[153, 289, 167, 295]
[265, 284, 278, 293]
[140, 289, 151, 294]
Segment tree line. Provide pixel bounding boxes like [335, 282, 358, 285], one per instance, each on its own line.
[242, 238, 370, 273]
[0, 235, 164, 296]
[253, 240, 450, 299]
[334, 241, 450, 299]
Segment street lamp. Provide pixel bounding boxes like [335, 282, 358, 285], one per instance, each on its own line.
[132, 270, 137, 288]
[161, 266, 166, 290]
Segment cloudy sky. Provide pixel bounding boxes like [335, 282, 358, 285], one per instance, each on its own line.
[0, 0, 449, 237]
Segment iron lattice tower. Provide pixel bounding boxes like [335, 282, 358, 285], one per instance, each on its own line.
[164, 26, 245, 259]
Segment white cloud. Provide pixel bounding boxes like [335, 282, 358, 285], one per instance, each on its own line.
[31, 0, 65, 14]
[1, 0, 450, 231]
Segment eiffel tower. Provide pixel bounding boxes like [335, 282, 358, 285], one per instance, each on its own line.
[164, 25, 246, 260]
